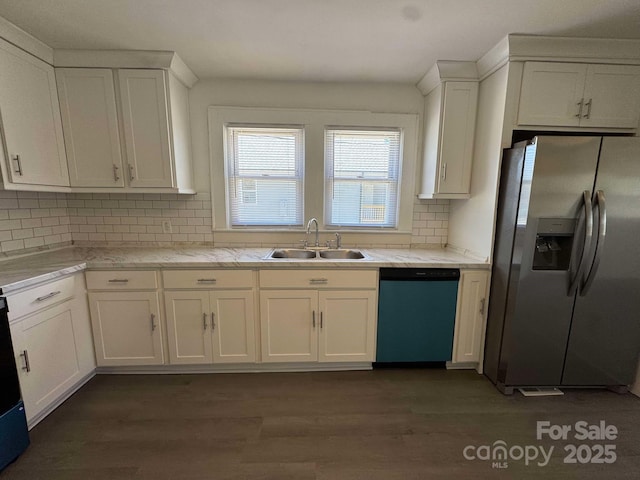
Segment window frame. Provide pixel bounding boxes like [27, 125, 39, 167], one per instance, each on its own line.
[324, 126, 403, 229]
[209, 106, 419, 234]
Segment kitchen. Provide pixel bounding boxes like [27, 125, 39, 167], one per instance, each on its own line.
[1, 1, 640, 478]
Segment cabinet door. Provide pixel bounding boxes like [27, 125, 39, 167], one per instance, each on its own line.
[518, 62, 587, 127]
[318, 290, 377, 362]
[436, 81, 478, 195]
[164, 291, 212, 365]
[211, 290, 256, 364]
[56, 68, 124, 187]
[0, 39, 69, 186]
[452, 271, 489, 363]
[581, 64, 640, 129]
[88, 291, 164, 366]
[260, 290, 318, 363]
[118, 69, 173, 188]
[11, 302, 82, 423]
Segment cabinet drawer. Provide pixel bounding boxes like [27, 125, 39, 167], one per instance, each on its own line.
[86, 270, 158, 290]
[162, 270, 254, 289]
[7, 276, 75, 321]
[259, 270, 377, 289]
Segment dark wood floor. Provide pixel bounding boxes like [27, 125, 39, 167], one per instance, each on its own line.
[2, 369, 640, 479]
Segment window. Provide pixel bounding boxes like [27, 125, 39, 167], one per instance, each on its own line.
[210, 106, 418, 234]
[325, 128, 401, 227]
[225, 126, 304, 226]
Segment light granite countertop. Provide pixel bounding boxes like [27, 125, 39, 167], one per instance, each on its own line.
[0, 246, 489, 294]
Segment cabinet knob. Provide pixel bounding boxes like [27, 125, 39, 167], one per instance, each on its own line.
[113, 164, 120, 182]
[150, 313, 157, 331]
[211, 312, 216, 330]
[128, 164, 135, 181]
[312, 310, 316, 328]
[203, 312, 208, 330]
[479, 298, 486, 315]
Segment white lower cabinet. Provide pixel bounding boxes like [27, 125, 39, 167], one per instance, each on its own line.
[259, 270, 378, 364]
[318, 290, 377, 362]
[164, 289, 256, 364]
[88, 291, 164, 366]
[260, 290, 319, 362]
[8, 274, 95, 427]
[452, 270, 489, 364]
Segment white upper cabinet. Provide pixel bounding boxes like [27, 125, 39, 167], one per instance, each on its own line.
[118, 69, 173, 188]
[53, 50, 197, 193]
[417, 62, 479, 200]
[518, 62, 640, 129]
[581, 64, 640, 128]
[56, 68, 124, 187]
[0, 38, 69, 188]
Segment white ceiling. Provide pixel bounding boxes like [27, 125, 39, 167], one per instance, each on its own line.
[1, 0, 640, 83]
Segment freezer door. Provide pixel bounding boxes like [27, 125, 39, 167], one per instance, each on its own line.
[500, 136, 601, 387]
[563, 137, 640, 386]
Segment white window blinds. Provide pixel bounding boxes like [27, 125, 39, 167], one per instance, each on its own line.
[325, 128, 401, 228]
[226, 126, 304, 226]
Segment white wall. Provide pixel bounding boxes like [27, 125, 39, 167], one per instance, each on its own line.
[447, 65, 509, 260]
[189, 79, 425, 192]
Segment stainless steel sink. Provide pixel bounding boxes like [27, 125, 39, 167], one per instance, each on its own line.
[265, 248, 367, 260]
[269, 249, 317, 259]
[318, 249, 365, 259]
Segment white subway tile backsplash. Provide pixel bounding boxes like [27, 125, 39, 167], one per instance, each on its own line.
[0, 191, 71, 255]
[2, 191, 448, 254]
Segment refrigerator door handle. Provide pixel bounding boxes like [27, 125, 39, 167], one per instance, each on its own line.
[581, 190, 606, 296]
[568, 190, 593, 296]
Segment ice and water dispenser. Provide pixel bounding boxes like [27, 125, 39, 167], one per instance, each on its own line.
[532, 218, 576, 270]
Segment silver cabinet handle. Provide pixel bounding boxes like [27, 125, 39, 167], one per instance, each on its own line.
[20, 350, 30, 372]
[12, 154, 23, 176]
[108, 279, 129, 283]
[150, 313, 156, 331]
[35, 290, 61, 302]
[576, 98, 584, 118]
[479, 298, 486, 315]
[312, 310, 316, 328]
[128, 164, 135, 181]
[442, 162, 447, 181]
[320, 311, 323, 329]
[211, 312, 215, 330]
[203, 312, 207, 330]
[197, 279, 217, 283]
[583, 98, 592, 119]
[113, 164, 120, 182]
[309, 278, 328, 285]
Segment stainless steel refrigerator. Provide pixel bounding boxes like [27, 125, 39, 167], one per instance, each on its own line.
[484, 136, 640, 394]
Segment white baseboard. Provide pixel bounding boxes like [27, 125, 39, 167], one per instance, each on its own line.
[446, 361, 479, 370]
[96, 362, 373, 375]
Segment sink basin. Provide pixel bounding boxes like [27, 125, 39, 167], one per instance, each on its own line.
[269, 249, 317, 259]
[318, 249, 365, 259]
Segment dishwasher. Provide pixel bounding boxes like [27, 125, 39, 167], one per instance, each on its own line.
[375, 268, 460, 364]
